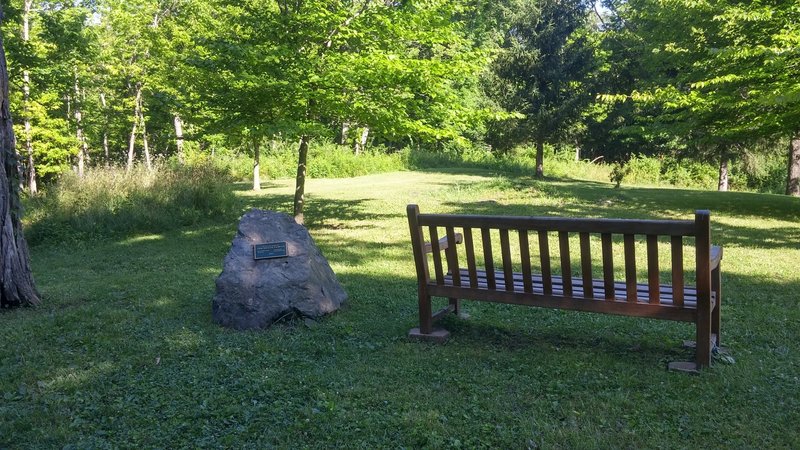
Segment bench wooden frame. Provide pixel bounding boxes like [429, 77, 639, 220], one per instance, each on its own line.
[407, 204, 723, 371]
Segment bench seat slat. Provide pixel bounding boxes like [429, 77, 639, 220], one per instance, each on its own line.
[437, 269, 703, 310]
[428, 283, 702, 323]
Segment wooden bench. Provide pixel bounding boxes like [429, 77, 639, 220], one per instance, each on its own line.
[406, 204, 723, 372]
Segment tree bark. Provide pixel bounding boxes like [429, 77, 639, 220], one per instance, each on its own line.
[293, 135, 310, 224]
[252, 137, 261, 191]
[718, 154, 729, 192]
[0, 13, 40, 308]
[22, 0, 36, 193]
[174, 114, 185, 164]
[787, 133, 800, 197]
[535, 138, 544, 178]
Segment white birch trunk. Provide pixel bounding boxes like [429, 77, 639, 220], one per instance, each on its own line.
[253, 138, 261, 191]
[340, 121, 350, 145]
[354, 126, 369, 155]
[100, 92, 109, 168]
[22, 0, 35, 193]
[74, 70, 87, 178]
[717, 155, 729, 192]
[127, 84, 142, 172]
[174, 113, 184, 164]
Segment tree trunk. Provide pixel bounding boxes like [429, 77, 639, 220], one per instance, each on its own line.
[340, 121, 350, 145]
[174, 114, 185, 165]
[22, 0, 36, 193]
[141, 121, 151, 171]
[535, 138, 544, 178]
[100, 93, 110, 168]
[139, 93, 152, 171]
[354, 126, 369, 155]
[787, 134, 800, 197]
[252, 138, 261, 191]
[127, 121, 137, 172]
[74, 70, 87, 178]
[293, 135, 309, 224]
[718, 154, 729, 192]
[126, 84, 142, 172]
[0, 14, 40, 308]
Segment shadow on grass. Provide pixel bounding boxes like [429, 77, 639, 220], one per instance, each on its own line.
[436, 177, 800, 250]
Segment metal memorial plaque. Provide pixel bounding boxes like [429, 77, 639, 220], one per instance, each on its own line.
[253, 242, 288, 260]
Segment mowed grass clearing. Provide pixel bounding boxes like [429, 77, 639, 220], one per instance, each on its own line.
[2, 169, 799, 448]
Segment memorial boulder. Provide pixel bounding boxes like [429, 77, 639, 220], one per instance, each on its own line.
[212, 209, 347, 329]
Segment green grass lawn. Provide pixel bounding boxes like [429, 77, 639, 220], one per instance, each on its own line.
[2, 169, 799, 448]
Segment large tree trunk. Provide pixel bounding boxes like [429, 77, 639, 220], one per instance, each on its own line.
[787, 134, 800, 197]
[0, 14, 40, 308]
[293, 135, 310, 224]
[535, 138, 544, 178]
[718, 153, 729, 192]
[252, 138, 261, 191]
[174, 114, 185, 165]
[22, 0, 36, 193]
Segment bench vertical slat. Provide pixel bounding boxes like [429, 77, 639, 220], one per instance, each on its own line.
[671, 236, 684, 307]
[695, 210, 713, 367]
[446, 227, 461, 287]
[429, 226, 445, 285]
[579, 232, 593, 299]
[519, 230, 534, 293]
[647, 235, 660, 304]
[624, 234, 637, 302]
[463, 227, 479, 289]
[559, 232, 573, 296]
[500, 229, 514, 292]
[481, 228, 496, 290]
[538, 231, 553, 295]
[601, 233, 614, 300]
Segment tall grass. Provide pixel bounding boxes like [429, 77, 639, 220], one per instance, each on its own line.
[24, 162, 237, 245]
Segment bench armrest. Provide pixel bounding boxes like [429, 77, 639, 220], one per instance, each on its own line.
[710, 246, 722, 270]
[424, 233, 463, 253]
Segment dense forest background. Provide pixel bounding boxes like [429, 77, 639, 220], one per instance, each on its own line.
[1, 0, 798, 205]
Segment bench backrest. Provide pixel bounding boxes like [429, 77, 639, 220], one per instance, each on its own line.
[407, 204, 712, 309]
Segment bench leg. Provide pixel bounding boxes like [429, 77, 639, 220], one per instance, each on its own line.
[408, 291, 450, 342]
[712, 266, 722, 348]
[695, 314, 713, 368]
[449, 297, 461, 316]
[670, 295, 714, 373]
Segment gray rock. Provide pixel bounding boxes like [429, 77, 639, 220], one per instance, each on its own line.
[212, 209, 347, 329]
